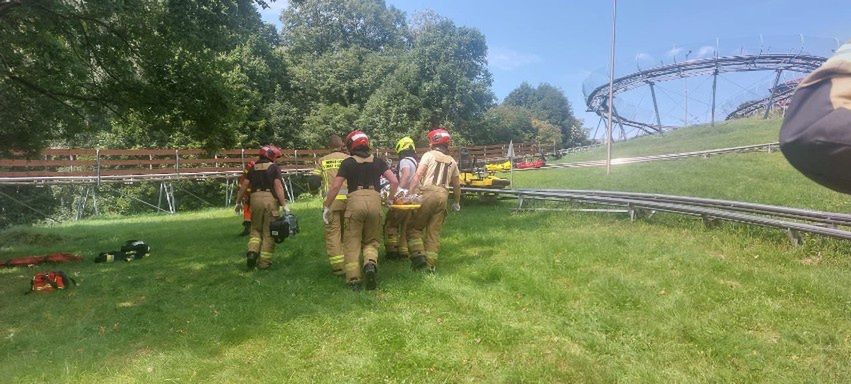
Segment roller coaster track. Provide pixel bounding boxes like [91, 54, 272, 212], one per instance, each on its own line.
[585, 54, 826, 134]
[517, 142, 779, 172]
[461, 187, 851, 244]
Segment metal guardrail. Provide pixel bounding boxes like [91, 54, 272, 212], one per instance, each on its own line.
[461, 187, 851, 244]
[517, 142, 779, 171]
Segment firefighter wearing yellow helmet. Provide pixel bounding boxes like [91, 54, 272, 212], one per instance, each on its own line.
[313, 134, 349, 276]
[406, 128, 461, 272]
[384, 136, 418, 259]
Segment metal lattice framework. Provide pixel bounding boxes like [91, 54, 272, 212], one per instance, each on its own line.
[585, 53, 827, 135]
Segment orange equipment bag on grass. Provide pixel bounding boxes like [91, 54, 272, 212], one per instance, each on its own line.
[28, 271, 76, 294]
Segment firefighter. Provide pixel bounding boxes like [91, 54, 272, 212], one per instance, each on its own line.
[323, 131, 398, 291]
[234, 145, 289, 270]
[406, 128, 461, 272]
[313, 135, 349, 275]
[235, 161, 255, 236]
[384, 136, 418, 259]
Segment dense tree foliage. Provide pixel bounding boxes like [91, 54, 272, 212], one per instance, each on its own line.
[0, 0, 591, 227]
[0, 0, 585, 152]
[503, 82, 586, 147]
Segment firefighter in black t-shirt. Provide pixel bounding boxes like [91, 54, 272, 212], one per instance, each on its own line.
[323, 131, 398, 291]
[234, 145, 289, 270]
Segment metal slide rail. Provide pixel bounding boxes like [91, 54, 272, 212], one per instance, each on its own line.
[462, 187, 851, 243]
[584, 54, 826, 134]
[516, 142, 779, 172]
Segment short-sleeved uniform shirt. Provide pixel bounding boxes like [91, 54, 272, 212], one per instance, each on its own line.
[419, 150, 459, 189]
[248, 159, 283, 198]
[397, 156, 417, 188]
[336, 155, 388, 192]
[314, 151, 349, 198]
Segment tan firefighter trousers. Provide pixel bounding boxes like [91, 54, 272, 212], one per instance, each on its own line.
[247, 191, 279, 266]
[406, 185, 448, 268]
[325, 199, 346, 275]
[343, 189, 382, 283]
[385, 208, 413, 257]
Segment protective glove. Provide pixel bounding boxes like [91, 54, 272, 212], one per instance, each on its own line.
[283, 203, 291, 215]
[394, 188, 408, 199]
[322, 206, 331, 225]
[452, 202, 461, 212]
[234, 204, 242, 214]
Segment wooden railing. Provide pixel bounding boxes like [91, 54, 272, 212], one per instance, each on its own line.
[0, 142, 554, 184]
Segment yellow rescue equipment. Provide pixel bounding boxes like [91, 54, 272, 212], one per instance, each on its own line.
[485, 161, 511, 173]
[457, 148, 510, 189]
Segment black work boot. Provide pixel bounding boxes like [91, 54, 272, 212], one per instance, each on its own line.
[410, 253, 427, 271]
[363, 261, 378, 290]
[348, 281, 362, 292]
[385, 250, 399, 260]
[240, 221, 251, 236]
[246, 251, 259, 270]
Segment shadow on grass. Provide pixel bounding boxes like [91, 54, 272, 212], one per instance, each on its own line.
[0, 207, 437, 380]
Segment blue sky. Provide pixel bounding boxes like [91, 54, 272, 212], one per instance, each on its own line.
[258, 0, 850, 132]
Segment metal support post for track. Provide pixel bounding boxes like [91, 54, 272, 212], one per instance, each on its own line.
[786, 228, 802, 246]
[648, 81, 662, 131]
[711, 68, 719, 126]
[91, 186, 99, 216]
[701, 214, 718, 228]
[225, 178, 234, 206]
[763, 69, 784, 119]
[74, 186, 88, 221]
[159, 182, 176, 214]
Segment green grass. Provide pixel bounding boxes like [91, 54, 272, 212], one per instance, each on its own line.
[2, 118, 851, 382]
[561, 117, 781, 162]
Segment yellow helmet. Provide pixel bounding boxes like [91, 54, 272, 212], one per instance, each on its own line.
[395, 136, 415, 154]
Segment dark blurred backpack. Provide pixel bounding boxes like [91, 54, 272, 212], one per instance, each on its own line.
[94, 240, 150, 263]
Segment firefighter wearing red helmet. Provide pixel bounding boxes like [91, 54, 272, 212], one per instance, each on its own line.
[234, 144, 289, 270]
[323, 130, 398, 291]
[406, 128, 461, 272]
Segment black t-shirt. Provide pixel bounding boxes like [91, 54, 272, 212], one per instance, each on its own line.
[248, 159, 282, 192]
[336, 155, 388, 191]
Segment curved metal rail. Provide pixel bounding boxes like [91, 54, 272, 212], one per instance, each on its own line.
[585, 54, 826, 134]
[462, 187, 851, 243]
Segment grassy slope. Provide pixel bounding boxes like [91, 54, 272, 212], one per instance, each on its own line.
[2, 118, 850, 383]
[560, 117, 781, 163]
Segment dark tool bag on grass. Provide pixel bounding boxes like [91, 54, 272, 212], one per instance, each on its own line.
[94, 240, 150, 263]
[29, 271, 76, 293]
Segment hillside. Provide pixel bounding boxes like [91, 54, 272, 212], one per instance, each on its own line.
[560, 117, 781, 163]
[2, 118, 851, 383]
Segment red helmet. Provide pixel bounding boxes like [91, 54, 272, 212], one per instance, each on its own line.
[427, 128, 451, 146]
[259, 145, 282, 161]
[345, 130, 370, 151]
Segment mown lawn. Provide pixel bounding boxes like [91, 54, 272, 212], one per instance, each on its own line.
[2, 118, 851, 383]
[1, 193, 850, 382]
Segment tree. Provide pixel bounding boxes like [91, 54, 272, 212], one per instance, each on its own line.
[0, 0, 289, 152]
[478, 105, 535, 144]
[503, 82, 584, 147]
[281, 0, 409, 56]
[400, 11, 494, 141]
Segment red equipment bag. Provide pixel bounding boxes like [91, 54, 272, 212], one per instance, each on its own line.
[28, 271, 76, 294]
[1, 252, 83, 268]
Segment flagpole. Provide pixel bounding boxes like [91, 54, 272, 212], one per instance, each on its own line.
[606, 0, 617, 175]
[508, 140, 515, 189]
